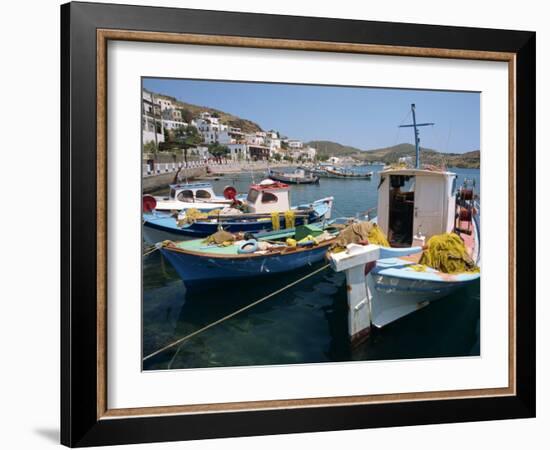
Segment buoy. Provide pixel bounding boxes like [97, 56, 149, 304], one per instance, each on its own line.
[143, 195, 157, 212]
[237, 240, 259, 254]
[223, 185, 237, 200]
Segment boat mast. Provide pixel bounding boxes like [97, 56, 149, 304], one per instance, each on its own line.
[399, 104, 434, 169]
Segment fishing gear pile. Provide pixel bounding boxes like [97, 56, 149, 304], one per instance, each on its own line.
[419, 232, 479, 274]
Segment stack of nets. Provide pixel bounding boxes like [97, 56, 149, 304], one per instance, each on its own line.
[419, 233, 479, 274]
[204, 229, 235, 246]
[332, 221, 390, 250]
[178, 208, 222, 225]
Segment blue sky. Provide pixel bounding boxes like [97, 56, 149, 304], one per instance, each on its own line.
[143, 78, 480, 154]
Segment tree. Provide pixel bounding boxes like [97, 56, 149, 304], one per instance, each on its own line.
[208, 142, 229, 158]
[174, 125, 203, 165]
[178, 108, 194, 123]
[271, 153, 282, 162]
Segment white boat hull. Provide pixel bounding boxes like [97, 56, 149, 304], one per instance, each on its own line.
[367, 273, 475, 328]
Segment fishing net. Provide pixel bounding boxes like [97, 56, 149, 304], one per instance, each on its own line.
[418, 233, 479, 274]
[204, 230, 235, 245]
[271, 212, 280, 231]
[178, 208, 223, 225]
[332, 221, 390, 250]
[284, 210, 296, 229]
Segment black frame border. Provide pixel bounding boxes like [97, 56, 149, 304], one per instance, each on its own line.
[61, 2, 535, 447]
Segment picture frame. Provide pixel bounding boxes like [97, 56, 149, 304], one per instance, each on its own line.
[61, 1, 535, 446]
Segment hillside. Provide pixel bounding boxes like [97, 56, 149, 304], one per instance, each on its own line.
[355, 143, 480, 169]
[148, 90, 263, 133]
[306, 140, 365, 158]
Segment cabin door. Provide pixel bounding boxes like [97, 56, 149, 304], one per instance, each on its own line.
[413, 177, 444, 239]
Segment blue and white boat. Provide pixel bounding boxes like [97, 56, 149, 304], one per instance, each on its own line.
[143, 179, 334, 243]
[149, 182, 245, 212]
[159, 223, 339, 289]
[329, 104, 480, 344]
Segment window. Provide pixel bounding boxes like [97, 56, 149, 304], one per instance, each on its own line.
[246, 189, 259, 203]
[176, 190, 194, 201]
[195, 190, 212, 199]
[261, 192, 278, 203]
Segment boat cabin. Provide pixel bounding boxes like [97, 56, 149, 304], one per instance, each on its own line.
[246, 179, 291, 213]
[168, 182, 217, 202]
[377, 168, 457, 247]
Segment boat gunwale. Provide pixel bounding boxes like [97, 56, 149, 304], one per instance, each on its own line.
[161, 236, 337, 259]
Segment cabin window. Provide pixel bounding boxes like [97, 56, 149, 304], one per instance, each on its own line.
[176, 190, 194, 201]
[195, 189, 212, 199]
[169, 188, 176, 198]
[247, 189, 259, 203]
[261, 192, 278, 203]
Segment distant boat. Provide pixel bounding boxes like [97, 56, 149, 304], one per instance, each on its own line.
[149, 182, 244, 212]
[159, 223, 340, 289]
[267, 168, 319, 184]
[143, 179, 334, 242]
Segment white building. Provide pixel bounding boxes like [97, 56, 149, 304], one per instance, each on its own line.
[227, 143, 249, 161]
[328, 156, 341, 164]
[142, 90, 164, 145]
[245, 132, 266, 146]
[287, 139, 303, 149]
[195, 111, 234, 144]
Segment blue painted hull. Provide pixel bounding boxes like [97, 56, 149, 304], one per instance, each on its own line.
[145, 212, 317, 239]
[160, 245, 330, 288]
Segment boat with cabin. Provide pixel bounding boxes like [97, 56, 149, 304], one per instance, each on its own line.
[159, 223, 340, 289]
[149, 182, 245, 212]
[267, 168, 320, 184]
[143, 179, 334, 242]
[328, 104, 480, 344]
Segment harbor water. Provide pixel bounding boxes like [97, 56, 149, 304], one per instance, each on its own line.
[143, 165, 481, 370]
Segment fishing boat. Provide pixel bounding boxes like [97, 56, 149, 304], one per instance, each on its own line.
[159, 223, 340, 289]
[149, 182, 245, 212]
[324, 167, 373, 179]
[267, 168, 320, 184]
[143, 179, 334, 242]
[328, 104, 480, 344]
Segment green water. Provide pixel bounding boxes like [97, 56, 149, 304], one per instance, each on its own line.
[142, 166, 480, 370]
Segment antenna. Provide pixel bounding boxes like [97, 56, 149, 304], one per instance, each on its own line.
[398, 104, 434, 169]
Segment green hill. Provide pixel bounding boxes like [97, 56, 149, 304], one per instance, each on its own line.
[306, 140, 365, 158]
[357, 143, 480, 168]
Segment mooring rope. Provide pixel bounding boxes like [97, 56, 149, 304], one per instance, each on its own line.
[143, 263, 331, 363]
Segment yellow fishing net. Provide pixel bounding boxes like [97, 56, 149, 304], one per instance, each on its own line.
[419, 233, 479, 274]
[271, 212, 280, 231]
[332, 221, 390, 250]
[284, 210, 295, 229]
[177, 208, 223, 225]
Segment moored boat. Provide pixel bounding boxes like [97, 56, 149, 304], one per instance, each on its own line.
[143, 179, 334, 242]
[159, 223, 340, 288]
[328, 104, 480, 344]
[150, 182, 245, 212]
[267, 168, 319, 184]
[324, 167, 373, 179]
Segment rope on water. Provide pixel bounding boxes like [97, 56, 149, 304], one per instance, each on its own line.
[143, 263, 331, 363]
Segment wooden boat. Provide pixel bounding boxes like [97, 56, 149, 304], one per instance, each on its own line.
[150, 182, 244, 212]
[143, 179, 334, 242]
[324, 167, 373, 179]
[267, 168, 319, 184]
[328, 104, 480, 344]
[159, 223, 339, 288]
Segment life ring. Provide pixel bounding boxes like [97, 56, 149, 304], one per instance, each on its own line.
[237, 239, 259, 254]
